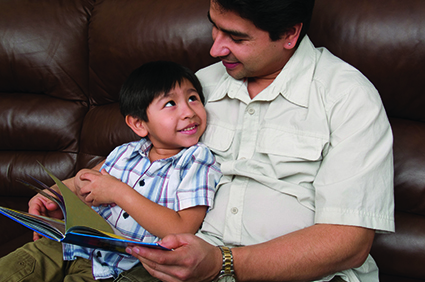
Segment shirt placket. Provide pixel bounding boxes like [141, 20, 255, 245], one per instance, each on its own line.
[223, 99, 260, 245]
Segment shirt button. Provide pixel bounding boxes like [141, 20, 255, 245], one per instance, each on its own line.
[231, 207, 239, 214]
[247, 108, 255, 115]
[139, 179, 145, 186]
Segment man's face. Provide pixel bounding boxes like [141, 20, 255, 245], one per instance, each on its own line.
[208, 1, 294, 82]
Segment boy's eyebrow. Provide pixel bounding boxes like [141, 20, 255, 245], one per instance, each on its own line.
[207, 11, 251, 39]
[159, 87, 198, 100]
[160, 91, 174, 99]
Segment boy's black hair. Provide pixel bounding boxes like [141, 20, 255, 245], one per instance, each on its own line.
[212, 0, 315, 46]
[119, 61, 205, 121]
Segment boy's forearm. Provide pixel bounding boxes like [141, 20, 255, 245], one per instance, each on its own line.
[114, 187, 207, 238]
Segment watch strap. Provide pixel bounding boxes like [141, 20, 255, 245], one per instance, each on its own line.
[218, 246, 234, 276]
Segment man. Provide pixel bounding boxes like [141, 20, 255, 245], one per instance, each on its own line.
[29, 0, 394, 281]
[124, 0, 394, 281]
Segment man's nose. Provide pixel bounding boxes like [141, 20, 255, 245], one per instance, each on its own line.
[210, 32, 230, 58]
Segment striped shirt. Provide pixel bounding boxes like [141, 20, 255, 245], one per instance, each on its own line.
[63, 139, 221, 279]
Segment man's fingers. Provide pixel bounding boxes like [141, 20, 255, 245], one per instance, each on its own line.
[33, 231, 42, 241]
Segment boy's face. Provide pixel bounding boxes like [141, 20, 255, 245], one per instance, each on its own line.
[142, 78, 207, 153]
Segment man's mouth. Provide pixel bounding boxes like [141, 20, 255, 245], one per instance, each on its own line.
[222, 61, 239, 69]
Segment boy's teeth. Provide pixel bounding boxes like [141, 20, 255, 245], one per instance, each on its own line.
[183, 126, 196, 131]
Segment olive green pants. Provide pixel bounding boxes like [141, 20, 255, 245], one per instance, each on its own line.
[0, 238, 114, 282]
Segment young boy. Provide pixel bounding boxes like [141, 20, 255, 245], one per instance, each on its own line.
[0, 61, 221, 281]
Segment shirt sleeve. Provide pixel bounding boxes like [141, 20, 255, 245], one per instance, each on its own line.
[174, 144, 222, 211]
[313, 83, 395, 233]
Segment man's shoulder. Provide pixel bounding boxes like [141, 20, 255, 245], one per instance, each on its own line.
[314, 47, 376, 93]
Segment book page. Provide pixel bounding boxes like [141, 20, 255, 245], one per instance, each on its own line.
[40, 164, 114, 234]
[0, 206, 65, 240]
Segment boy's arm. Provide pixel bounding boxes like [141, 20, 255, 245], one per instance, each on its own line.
[115, 185, 208, 237]
[114, 184, 208, 237]
[28, 160, 105, 240]
[80, 170, 208, 237]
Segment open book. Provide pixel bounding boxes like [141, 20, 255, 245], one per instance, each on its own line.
[0, 163, 169, 253]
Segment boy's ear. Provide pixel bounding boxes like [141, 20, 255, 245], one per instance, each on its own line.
[125, 115, 148, 137]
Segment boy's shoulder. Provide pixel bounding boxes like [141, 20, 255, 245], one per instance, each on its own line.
[105, 139, 147, 161]
[185, 142, 212, 153]
[178, 142, 215, 163]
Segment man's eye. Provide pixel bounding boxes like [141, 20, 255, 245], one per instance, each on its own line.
[165, 101, 176, 107]
[230, 36, 243, 43]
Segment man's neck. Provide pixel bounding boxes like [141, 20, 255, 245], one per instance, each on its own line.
[247, 77, 276, 99]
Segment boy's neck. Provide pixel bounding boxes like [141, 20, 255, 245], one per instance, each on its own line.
[148, 146, 182, 162]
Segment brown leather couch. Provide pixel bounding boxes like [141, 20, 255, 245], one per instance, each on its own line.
[1, 0, 424, 281]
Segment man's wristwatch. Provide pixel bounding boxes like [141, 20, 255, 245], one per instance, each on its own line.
[214, 246, 236, 282]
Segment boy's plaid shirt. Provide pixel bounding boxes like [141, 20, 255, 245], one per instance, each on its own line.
[63, 139, 221, 279]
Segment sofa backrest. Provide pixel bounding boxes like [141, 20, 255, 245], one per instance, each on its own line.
[1, 0, 425, 281]
[0, 0, 217, 193]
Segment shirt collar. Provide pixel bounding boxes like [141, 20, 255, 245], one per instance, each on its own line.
[130, 138, 187, 162]
[207, 36, 317, 108]
[271, 36, 317, 108]
[129, 138, 152, 159]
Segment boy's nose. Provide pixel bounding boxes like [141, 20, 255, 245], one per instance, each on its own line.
[180, 103, 196, 119]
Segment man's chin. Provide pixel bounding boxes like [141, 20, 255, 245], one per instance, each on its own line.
[225, 68, 245, 81]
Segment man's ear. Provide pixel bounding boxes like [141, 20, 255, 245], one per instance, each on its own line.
[125, 115, 148, 137]
[283, 23, 303, 50]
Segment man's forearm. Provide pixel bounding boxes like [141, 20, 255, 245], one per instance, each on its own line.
[232, 224, 375, 282]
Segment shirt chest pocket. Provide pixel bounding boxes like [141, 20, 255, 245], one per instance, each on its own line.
[256, 127, 328, 162]
[201, 123, 235, 162]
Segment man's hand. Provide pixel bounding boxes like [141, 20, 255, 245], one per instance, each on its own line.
[28, 191, 63, 241]
[126, 234, 222, 282]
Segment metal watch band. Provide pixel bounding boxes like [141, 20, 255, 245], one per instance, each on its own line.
[218, 246, 234, 275]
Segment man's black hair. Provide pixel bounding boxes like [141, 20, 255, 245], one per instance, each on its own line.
[119, 61, 204, 121]
[212, 0, 315, 44]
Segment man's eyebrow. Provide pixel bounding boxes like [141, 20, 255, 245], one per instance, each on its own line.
[207, 11, 251, 38]
[207, 12, 216, 26]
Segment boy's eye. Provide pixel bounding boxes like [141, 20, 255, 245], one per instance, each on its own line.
[165, 101, 176, 107]
[188, 95, 199, 102]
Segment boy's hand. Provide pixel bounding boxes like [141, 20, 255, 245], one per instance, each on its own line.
[78, 169, 121, 206]
[28, 192, 64, 241]
[74, 168, 98, 202]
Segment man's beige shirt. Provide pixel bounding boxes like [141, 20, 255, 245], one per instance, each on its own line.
[196, 36, 394, 282]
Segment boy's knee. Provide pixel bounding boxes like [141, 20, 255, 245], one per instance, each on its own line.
[0, 248, 36, 282]
[0, 239, 64, 282]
